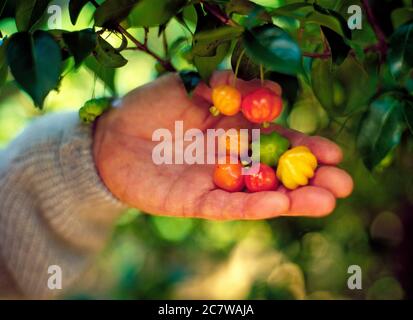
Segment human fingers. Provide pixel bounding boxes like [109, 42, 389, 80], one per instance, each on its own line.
[263, 125, 343, 165]
[196, 189, 290, 220]
[281, 186, 336, 217]
[311, 166, 354, 198]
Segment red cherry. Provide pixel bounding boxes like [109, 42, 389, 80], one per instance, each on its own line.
[213, 160, 245, 192]
[241, 88, 283, 124]
[245, 163, 278, 192]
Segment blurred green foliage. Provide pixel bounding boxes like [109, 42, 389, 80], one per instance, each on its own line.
[1, 0, 413, 300]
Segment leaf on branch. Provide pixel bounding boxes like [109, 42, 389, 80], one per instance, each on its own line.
[15, 0, 52, 31]
[6, 31, 62, 108]
[387, 22, 413, 80]
[194, 41, 230, 82]
[69, 0, 90, 25]
[311, 55, 377, 117]
[84, 55, 116, 94]
[321, 26, 350, 65]
[242, 24, 302, 76]
[0, 39, 8, 87]
[231, 39, 259, 81]
[62, 29, 97, 67]
[192, 25, 243, 57]
[357, 92, 406, 170]
[403, 98, 413, 135]
[391, 7, 413, 30]
[94, 0, 138, 29]
[270, 2, 351, 39]
[95, 36, 128, 68]
[311, 57, 334, 111]
[127, 0, 187, 28]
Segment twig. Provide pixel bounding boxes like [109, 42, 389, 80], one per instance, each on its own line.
[302, 50, 332, 59]
[361, 0, 387, 61]
[143, 27, 149, 46]
[117, 25, 175, 71]
[200, 1, 238, 27]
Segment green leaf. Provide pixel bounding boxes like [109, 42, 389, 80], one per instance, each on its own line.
[15, 0, 52, 31]
[6, 31, 62, 107]
[0, 0, 7, 17]
[231, 39, 259, 80]
[0, 39, 8, 87]
[387, 22, 413, 80]
[194, 42, 230, 82]
[175, 5, 197, 34]
[94, 0, 138, 28]
[95, 36, 128, 68]
[69, 0, 90, 25]
[193, 26, 243, 57]
[321, 26, 350, 65]
[268, 71, 299, 106]
[84, 55, 116, 94]
[391, 7, 413, 30]
[403, 99, 413, 134]
[357, 92, 406, 170]
[62, 29, 97, 67]
[270, 2, 351, 38]
[311, 57, 334, 111]
[242, 24, 302, 76]
[127, 0, 187, 27]
[312, 3, 351, 39]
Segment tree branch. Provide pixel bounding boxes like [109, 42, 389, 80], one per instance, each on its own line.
[200, 1, 238, 27]
[361, 0, 387, 61]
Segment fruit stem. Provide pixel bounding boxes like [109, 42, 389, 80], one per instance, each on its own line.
[259, 64, 264, 86]
[232, 49, 246, 87]
[209, 106, 220, 117]
[262, 122, 270, 128]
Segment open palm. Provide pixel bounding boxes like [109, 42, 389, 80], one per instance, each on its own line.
[93, 71, 353, 220]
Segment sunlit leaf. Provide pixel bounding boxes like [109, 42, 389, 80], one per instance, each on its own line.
[127, 0, 187, 27]
[95, 36, 127, 68]
[84, 55, 116, 94]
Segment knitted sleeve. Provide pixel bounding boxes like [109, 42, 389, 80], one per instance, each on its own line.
[0, 112, 126, 298]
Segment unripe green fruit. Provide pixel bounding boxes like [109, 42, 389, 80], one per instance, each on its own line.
[79, 97, 113, 124]
[252, 132, 290, 167]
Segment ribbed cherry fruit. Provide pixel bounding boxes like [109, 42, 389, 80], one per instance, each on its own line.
[241, 88, 283, 126]
[245, 163, 278, 192]
[210, 85, 242, 116]
[213, 159, 245, 192]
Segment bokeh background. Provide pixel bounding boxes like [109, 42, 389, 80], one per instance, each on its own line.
[1, 0, 412, 300]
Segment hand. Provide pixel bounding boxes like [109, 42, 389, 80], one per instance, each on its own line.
[93, 71, 353, 220]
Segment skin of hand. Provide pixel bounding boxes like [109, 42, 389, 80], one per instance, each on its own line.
[93, 71, 353, 220]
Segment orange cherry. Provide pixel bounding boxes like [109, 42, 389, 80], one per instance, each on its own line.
[211, 85, 242, 116]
